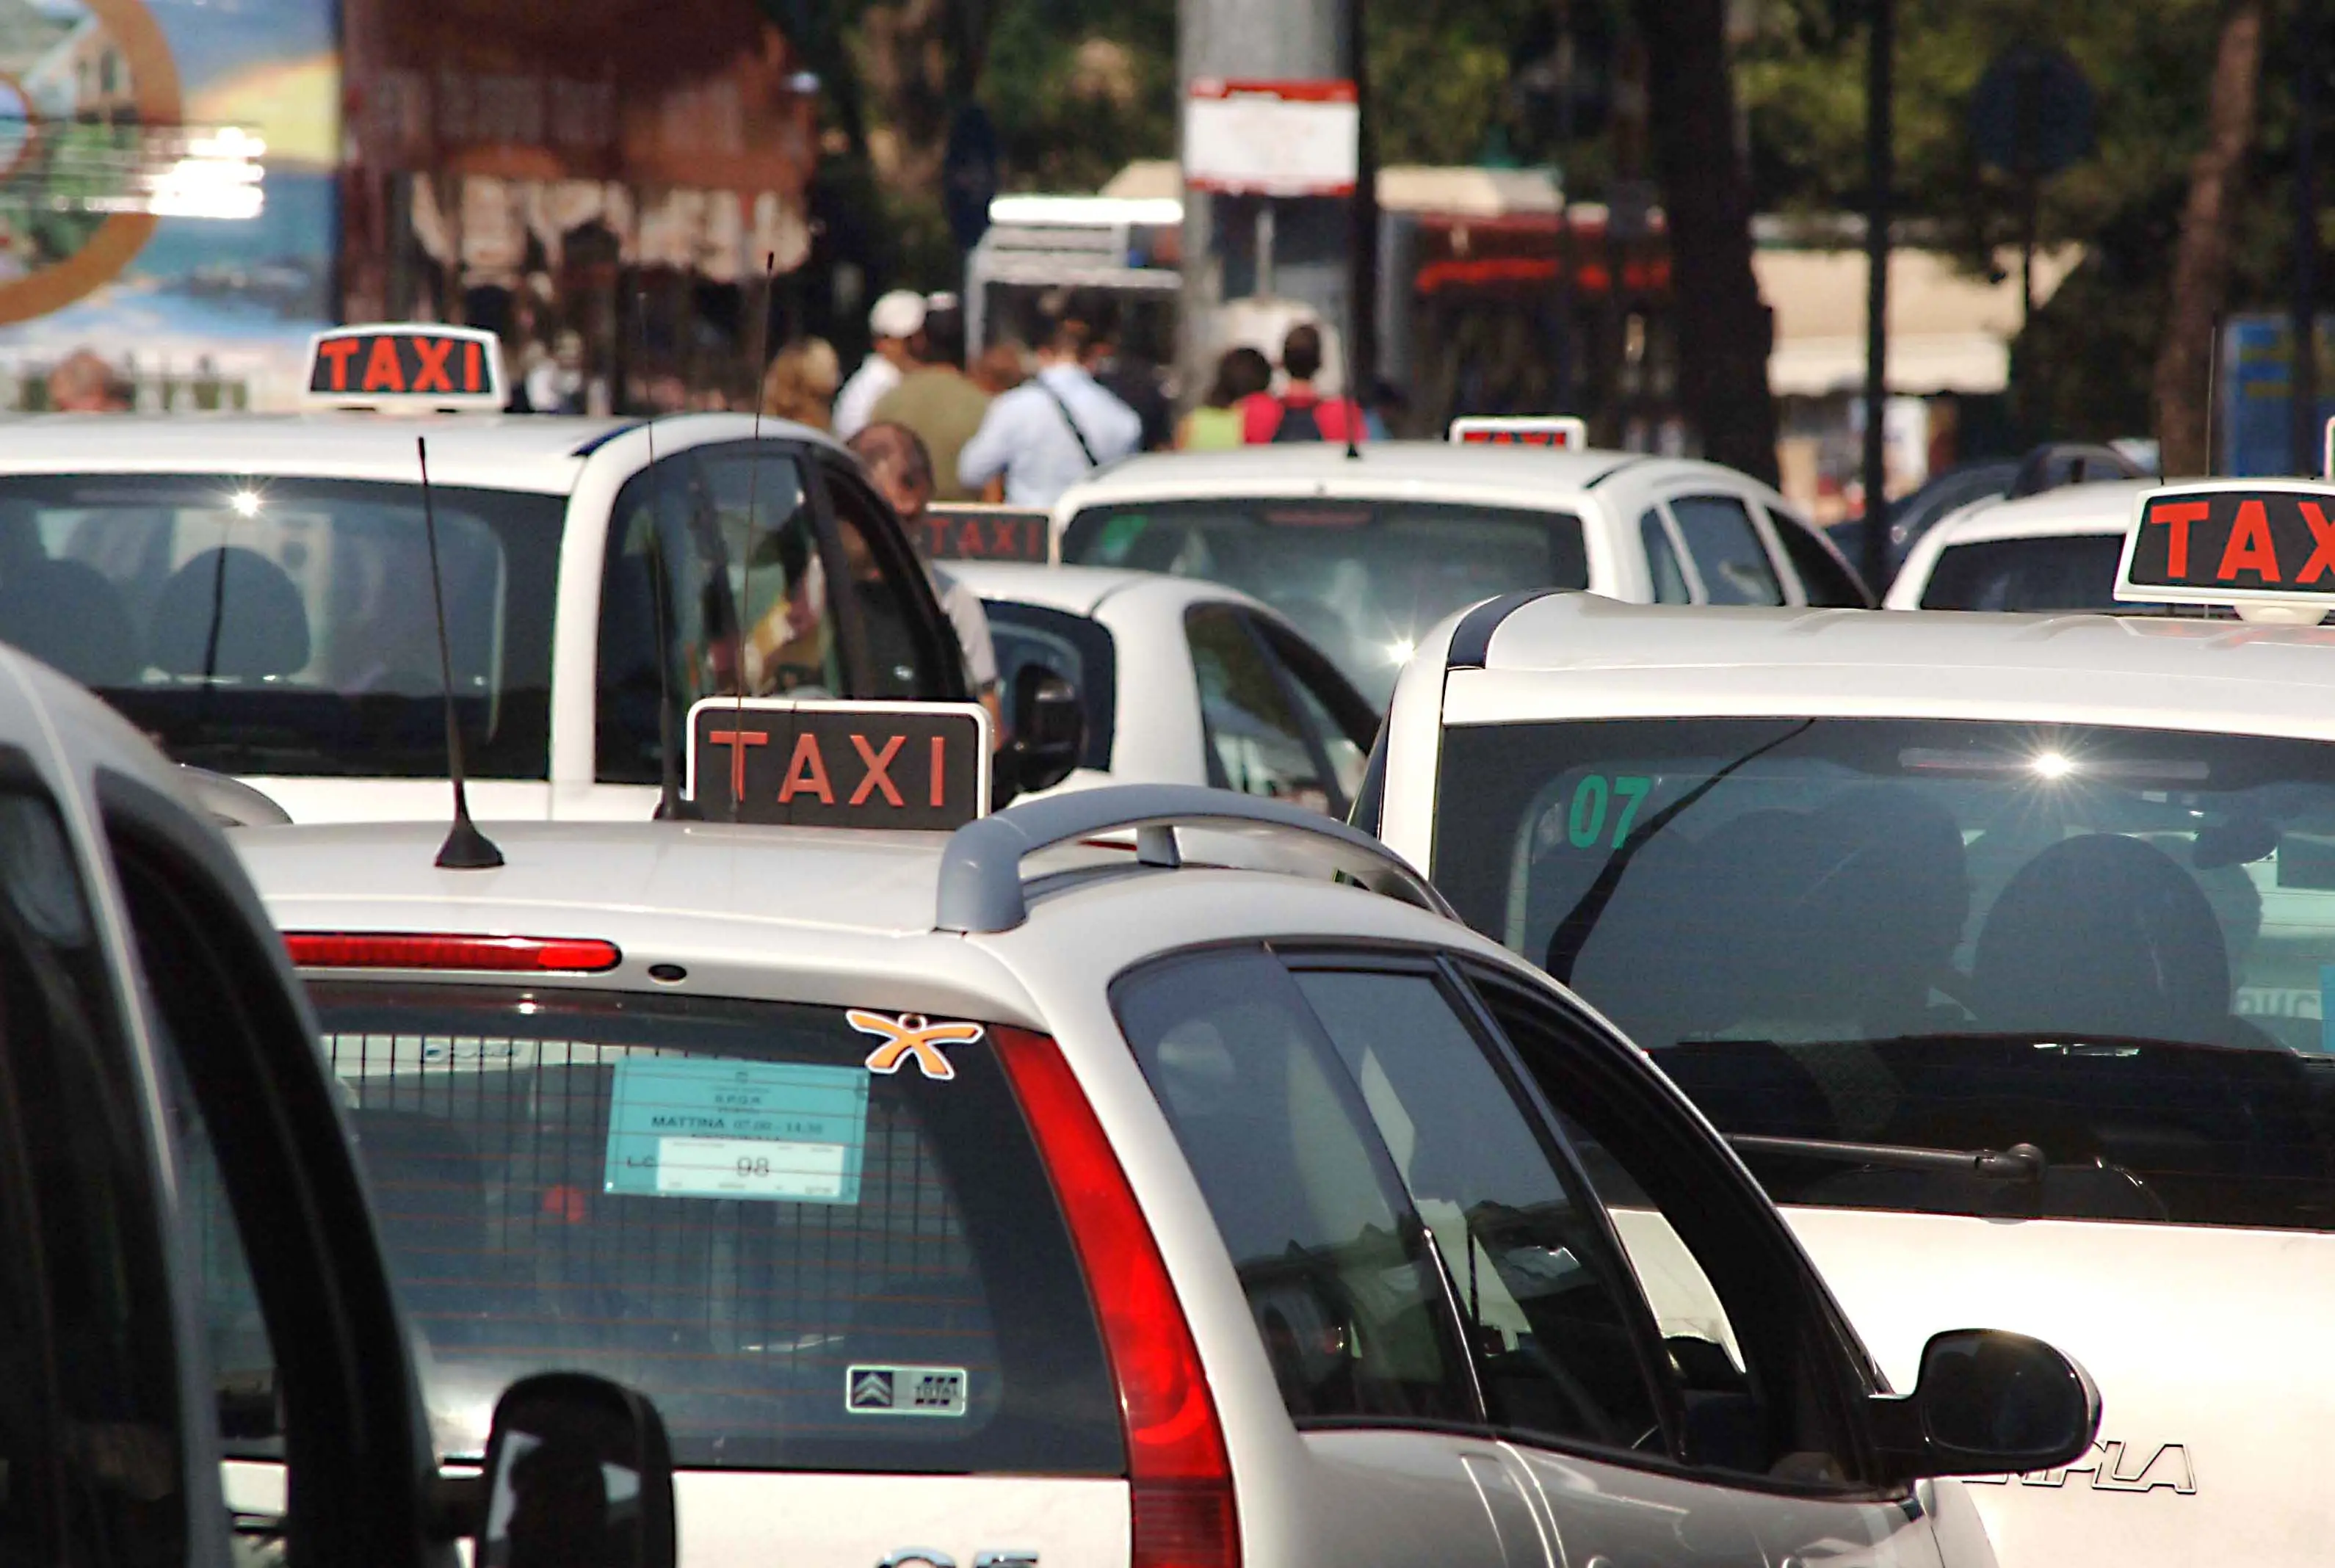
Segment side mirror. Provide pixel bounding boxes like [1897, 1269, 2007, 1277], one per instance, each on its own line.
[1874, 1329, 2101, 1481]
[1007, 663, 1084, 796]
[476, 1373, 676, 1568]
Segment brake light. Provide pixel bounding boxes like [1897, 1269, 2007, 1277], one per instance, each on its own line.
[993, 1028, 1237, 1568]
[283, 933, 622, 973]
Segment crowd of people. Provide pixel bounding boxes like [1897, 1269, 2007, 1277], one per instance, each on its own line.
[757, 290, 1378, 509]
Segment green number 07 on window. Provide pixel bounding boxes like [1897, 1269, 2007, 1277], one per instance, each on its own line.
[1567, 774, 1653, 849]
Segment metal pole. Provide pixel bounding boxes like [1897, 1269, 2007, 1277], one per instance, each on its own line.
[1860, 0, 1894, 595]
[2294, 2, 2322, 476]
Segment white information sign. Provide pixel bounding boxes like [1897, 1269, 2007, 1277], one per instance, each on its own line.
[655, 1136, 849, 1200]
[1184, 79, 1359, 197]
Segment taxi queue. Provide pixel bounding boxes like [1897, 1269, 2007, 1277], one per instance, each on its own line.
[4, 324, 2334, 1568]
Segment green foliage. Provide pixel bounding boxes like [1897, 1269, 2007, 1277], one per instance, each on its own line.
[980, 0, 1178, 192]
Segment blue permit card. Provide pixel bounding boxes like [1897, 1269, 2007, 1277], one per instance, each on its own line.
[604, 1057, 869, 1204]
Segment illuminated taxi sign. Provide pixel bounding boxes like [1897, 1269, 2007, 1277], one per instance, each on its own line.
[1449, 415, 1588, 449]
[918, 504, 1051, 563]
[301, 324, 505, 412]
[2115, 481, 2335, 608]
[685, 698, 991, 830]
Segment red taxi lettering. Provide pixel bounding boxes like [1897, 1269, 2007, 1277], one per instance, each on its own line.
[2300, 501, 2335, 584]
[2150, 499, 2209, 578]
[362, 335, 405, 393]
[2218, 498, 2281, 582]
[848, 733, 906, 807]
[410, 335, 456, 393]
[779, 731, 834, 804]
[316, 337, 360, 391]
[992, 519, 1024, 555]
[464, 339, 483, 393]
[931, 736, 947, 807]
[706, 727, 768, 799]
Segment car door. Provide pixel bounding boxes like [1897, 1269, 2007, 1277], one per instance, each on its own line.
[1662, 494, 1788, 606]
[1463, 963, 1949, 1568]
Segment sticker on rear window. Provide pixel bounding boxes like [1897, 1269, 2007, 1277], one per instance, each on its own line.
[602, 1057, 869, 1204]
[850, 1011, 982, 1081]
[846, 1364, 969, 1417]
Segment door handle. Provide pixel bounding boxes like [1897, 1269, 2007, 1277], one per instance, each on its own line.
[878, 1553, 955, 1568]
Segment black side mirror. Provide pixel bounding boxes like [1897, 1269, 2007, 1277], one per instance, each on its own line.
[1007, 663, 1084, 796]
[476, 1373, 676, 1568]
[1873, 1329, 2101, 1481]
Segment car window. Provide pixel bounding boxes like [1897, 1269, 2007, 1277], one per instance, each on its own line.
[695, 446, 842, 698]
[1770, 513, 1869, 607]
[596, 454, 742, 785]
[1918, 534, 2129, 611]
[822, 471, 951, 700]
[0, 786, 187, 1561]
[1286, 965, 1666, 1451]
[0, 474, 560, 779]
[1112, 948, 1475, 1423]
[1186, 604, 1336, 812]
[1638, 511, 1692, 603]
[1667, 495, 1784, 606]
[303, 981, 1121, 1474]
[982, 601, 1117, 770]
[1250, 617, 1374, 807]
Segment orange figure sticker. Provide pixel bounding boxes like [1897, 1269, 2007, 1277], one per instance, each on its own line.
[849, 1011, 984, 1082]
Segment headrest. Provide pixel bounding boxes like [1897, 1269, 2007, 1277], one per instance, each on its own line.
[149, 548, 311, 680]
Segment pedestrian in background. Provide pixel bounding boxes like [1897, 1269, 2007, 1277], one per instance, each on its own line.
[1078, 292, 1174, 452]
[833, 289, 927, 440]
[847, 421, 1002, 736]
[1178, 346, 1273, 450]
[761, 338, 841, 429]
[47, 349, 132, 413]
[870, 299, 991, 501]
[1242, 323, 1365, 445]
[957, 305, 1141, 508]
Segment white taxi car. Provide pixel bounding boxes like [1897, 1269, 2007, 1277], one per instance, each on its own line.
[1884, 479, 2162, 612]
[1051, 438, 1872, 707]
[1365, 477, 2335, 1568]
[945, 561, 1377, 813]
[0, 325, 971, 824]
[0, 631, 679, 1564]
[220, 697, 2091, 1568]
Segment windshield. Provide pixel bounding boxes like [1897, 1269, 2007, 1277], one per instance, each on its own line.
[300, 983, 1120, 1473]
[1433, 717, 2335, 1233]
[1061, 497, 1586, 707]
[0, 475, 560, 777]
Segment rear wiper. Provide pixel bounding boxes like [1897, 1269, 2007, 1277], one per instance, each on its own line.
[1727, 1133, 2045, 1183]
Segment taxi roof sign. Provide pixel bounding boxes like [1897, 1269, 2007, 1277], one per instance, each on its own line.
[2116, 479, 2335, 616]
[1449, 415, 1588, 450]
[302, 324, 505, 413]
[685, 697, 992, 830]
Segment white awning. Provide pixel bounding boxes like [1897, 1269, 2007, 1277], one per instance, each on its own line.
[1757, 246, 2081, 397]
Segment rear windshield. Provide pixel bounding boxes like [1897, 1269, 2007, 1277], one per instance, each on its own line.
[0, 475, 560, 777]
[980, 600, 1117, 771]
[1433, 717, 2335, 1233]
[303, 983, 1120, 1473]
[1061, 498, 1587, 707]
[1917, 534, 2126, 611]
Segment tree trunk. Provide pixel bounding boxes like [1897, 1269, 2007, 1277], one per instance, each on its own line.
[857, 0, 963, 206]
[2153, 1, 2265, 477]
[1634, 0, 1778, 485]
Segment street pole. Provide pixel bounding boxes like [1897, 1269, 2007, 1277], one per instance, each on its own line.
[1860, 0, 1894, 595]
[2294, 2, 2322, 476]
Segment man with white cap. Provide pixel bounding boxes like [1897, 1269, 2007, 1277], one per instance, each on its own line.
[832, 288, 927, 440]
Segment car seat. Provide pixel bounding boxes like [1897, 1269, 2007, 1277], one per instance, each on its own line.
[148, 548, 311, 680]
[0, 559, 140, 687]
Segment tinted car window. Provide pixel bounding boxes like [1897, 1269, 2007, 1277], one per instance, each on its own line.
[0, 474, 560, 777]
[1063, 498, 1588, 708]
[982, 601, 1117, 770]
[1252, 617, 1375, 806]
[824, 471, 952, 700]
[1114, 949, 1475, 1423]
[293, 983, 1121, 1474]
[1667, 496, 1783, 606]
[1433, 716, 2335, 1235]
[1187, 605, 1337, 811]
[1639, 511, 1691, 603]
[1919, 534, 2127, 611]
[696, 447, 843, 699]
[597, 455, 742, 785]
[1770, 516, 1869, 607]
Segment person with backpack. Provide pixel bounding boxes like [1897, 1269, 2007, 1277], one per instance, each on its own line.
[957, 304, 1142, 507]
[1241, 323, 1366, 445]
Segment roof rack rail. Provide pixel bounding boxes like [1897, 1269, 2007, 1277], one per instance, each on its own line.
[935, 783, 1453, 934]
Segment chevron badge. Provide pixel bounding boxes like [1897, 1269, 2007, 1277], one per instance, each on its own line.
[849, 1011, 984, 1081]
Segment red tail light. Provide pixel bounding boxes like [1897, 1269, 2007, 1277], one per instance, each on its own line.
[283, 932, 622, 973]
[994, 1028, 1238, 1568]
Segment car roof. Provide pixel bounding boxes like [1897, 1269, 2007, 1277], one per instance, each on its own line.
[1922, 477, 2157, 545]
[1446, 594, 2335, 741]
[0, 411, 842, 494]
[1054, 440, 1668, 514]
[941, 559, 1268, 618]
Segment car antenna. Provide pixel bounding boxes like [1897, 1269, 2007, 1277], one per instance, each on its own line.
[637, 289, 694, 820]
[729, 250, 778, 824]
[1341, 273, 1363, 461]
[416, 435, 504, 869]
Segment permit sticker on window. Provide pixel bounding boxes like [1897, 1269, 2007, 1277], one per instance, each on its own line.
[603, 1057, 869, 1204]
[847, 1363, 970, 1417]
